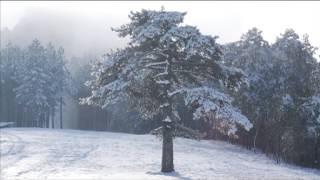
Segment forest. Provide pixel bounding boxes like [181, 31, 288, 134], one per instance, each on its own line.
[1, 8, 319, 172]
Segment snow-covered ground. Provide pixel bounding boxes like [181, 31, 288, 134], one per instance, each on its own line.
[0, 122, 15, 128]
[1, 128, 319, 180]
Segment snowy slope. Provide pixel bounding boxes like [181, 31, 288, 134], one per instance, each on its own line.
[0, 128, 319, 180]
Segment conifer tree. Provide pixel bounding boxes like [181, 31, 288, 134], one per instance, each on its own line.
[82, 9, 252, 172]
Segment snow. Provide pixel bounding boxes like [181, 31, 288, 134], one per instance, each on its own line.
[146, 61, 168, 67]
[0, 122, 15, 128]
[154, 71, 169, 78]
[282, 94, 294, 107]
[160, 103, 170, 108]
[163, 116, 172, 123]
[114, 10, 186, 45]
[184, 87, 252, 135]
[302, 95, 320, 122]
[168, 89, 184, 97]
[1, 128, 319, 180]
[156, 80, 170, 85]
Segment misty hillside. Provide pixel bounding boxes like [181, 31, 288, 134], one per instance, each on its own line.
[1, 128, 320, 180]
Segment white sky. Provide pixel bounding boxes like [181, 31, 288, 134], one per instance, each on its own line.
[1, 1, 320, 57]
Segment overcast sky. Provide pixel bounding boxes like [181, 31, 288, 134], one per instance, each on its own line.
[1, 1, 320, 58]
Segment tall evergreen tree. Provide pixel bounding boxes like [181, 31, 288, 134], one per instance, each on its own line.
[14, 39, 49, 127]
[224, 28, 272, 150]
[0, 43, 23, 125]
[82, 9, 252, 172]
[45, 43, 70, 128]
[13, 39, 70, 128]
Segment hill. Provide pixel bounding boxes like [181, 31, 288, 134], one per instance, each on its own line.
[1, 128, 319, 179]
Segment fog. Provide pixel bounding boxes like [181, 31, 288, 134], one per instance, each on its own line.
[2, 1, 320, 59]
[1, 8, 127, 58]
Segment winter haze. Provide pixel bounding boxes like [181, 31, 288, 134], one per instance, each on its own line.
[1, 1, 320, 58]
[1, 1, 320, 179]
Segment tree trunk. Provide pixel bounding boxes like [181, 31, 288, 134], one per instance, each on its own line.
[51, 108, 55, 129]
[161, 123, 174, 172]
[253, 128, 258, 152]
[60, 96, 63, 129]
[40, 112, 43, 128]
[159, 55, 174, 173]
[105, 111, 109, 131]
[316, 135, 319, 168]
[46, 109, 49, 128]
[22, 107, 25, 127]
[0, 72, 2, 121]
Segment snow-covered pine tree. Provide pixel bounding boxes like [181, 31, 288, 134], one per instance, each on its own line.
[45, 43, 70, 128]
[299, 48, 320, 167]
[224, 28, 272, 150]
[82, 9, 252, 172]
[0, 43, 24, 125]
[14, 39, 50, 127]
[14, 39, 70, 128]
[302, 94, 320, 138]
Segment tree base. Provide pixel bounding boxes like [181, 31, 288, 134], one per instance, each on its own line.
[161, 124, 174, 173]
[161, 168, 175, 173]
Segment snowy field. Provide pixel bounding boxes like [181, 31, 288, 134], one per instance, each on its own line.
[1, 128, 319, 180]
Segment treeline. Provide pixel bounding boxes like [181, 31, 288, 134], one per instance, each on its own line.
[77, 28, 320, 169]
[223, 28, 320, 168]
[1, 28, 319, 169]
[0, 39, 70, 128]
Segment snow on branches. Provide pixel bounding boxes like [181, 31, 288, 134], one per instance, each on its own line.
[83, 8, 252, 138]
[112, 9, 186, 45]
[301, 95, 320, 136]
[184, 87, 252, 136]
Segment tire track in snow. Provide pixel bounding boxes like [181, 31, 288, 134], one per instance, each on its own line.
[28, 140, 101, 178]
[0, 134, 15, 157]
[2, 130, 101, 179]
[0, 131, 25, 169]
